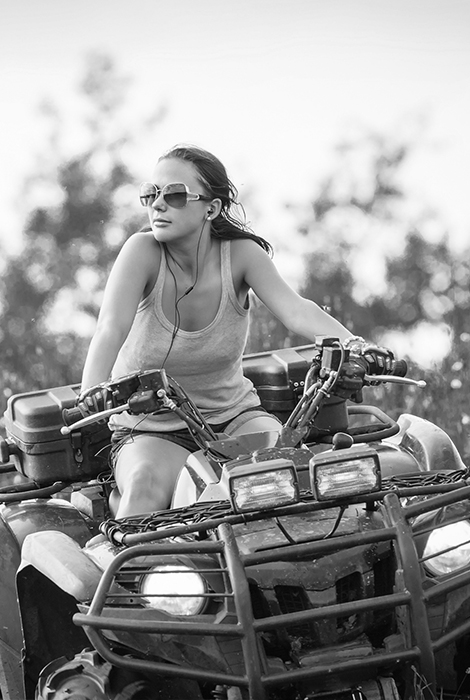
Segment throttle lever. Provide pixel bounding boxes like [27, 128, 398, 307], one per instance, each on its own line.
[60, 403, 130, 435]
[365, 374, 426, 388]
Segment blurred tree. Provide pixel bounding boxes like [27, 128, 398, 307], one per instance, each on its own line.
[246, 127, 470, 457]
[0, 53, 166, 410]
[246, 129, 413, 351]
[248, 127, 470, 352]
[2, 94, 470, 458]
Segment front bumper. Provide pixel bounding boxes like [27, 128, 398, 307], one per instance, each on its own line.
[74, 486, 470, 699]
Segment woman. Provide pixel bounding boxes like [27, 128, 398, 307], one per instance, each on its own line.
[80, 144, 356, 518]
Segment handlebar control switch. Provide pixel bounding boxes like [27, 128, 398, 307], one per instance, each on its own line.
[0, 436, 20, 464]
[0, 437, 11, 463]
[321, 346, 344, 374]
[128, 390, 166, 415]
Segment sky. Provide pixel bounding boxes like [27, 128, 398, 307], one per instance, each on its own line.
[1, 0, 470, 363]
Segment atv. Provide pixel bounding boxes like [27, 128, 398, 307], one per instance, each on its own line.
[1, 337, 470, 699]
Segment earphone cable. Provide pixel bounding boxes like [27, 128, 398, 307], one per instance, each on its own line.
[161, 217, 206, 369]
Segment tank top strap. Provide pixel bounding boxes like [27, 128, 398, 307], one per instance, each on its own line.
[220, 239, 248, 316]
[153, 243, 167, 299]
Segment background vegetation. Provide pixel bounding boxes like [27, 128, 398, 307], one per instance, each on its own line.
[1, 55, 469, 459]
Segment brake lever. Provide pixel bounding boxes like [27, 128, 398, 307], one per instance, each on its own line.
[60, 403, 130, 435]
[365, 374, 427, 388]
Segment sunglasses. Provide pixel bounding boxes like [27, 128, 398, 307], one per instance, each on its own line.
[139, 182, 212, 209]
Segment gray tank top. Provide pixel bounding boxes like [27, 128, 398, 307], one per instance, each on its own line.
[109, 239, 260, 431]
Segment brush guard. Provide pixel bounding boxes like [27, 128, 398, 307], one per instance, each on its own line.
[73, 485, 470, 700]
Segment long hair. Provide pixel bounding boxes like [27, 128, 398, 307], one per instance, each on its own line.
[154, 144, 273, 255]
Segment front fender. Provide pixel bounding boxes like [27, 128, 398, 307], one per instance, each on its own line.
[1, 498, 96, 549]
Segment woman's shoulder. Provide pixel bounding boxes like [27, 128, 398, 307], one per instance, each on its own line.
[123, 229, 158, 248]
[228, 237, 271, 269]
[111, 231, 162, 292]
[119, 230, 161, 262]
[228, 236, 269, 255]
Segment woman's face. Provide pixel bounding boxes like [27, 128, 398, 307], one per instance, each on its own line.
[147, 158, 212, 244]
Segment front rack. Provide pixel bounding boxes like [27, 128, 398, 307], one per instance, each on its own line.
[101, 467, 470, 546]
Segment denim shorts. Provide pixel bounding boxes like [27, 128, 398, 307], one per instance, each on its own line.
[109, 406, 280, 467]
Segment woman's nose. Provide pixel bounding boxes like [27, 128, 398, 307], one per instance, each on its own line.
[152, 191, 166, 209]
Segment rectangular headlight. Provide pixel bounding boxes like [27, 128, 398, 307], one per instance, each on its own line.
[226, 458, 299, 513]
[310, 446, 381, 501]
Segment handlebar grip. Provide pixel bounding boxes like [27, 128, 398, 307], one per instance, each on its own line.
[390, 359, 408, 377]
[62, 406, 84, 426]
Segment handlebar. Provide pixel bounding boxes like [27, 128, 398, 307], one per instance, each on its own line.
[61, 341, 425, 438]
[61, 369, 218, 445]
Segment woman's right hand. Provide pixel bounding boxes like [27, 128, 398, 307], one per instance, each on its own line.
[76, 385, 115, 417]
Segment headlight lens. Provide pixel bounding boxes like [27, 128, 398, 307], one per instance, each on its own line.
[228, 458, 299, 513]
[311, 446, 381, 501]
[140, 564, 206, 615]
[423, 521, 470, 575]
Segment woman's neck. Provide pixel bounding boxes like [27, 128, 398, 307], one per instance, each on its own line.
[163, 232, 214, 286]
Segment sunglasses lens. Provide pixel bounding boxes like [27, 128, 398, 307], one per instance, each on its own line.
[163, 183, 188, 209]
[139, 182, 156, 206]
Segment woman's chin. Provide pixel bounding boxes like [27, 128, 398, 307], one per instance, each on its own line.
[151, 226, 173, 242]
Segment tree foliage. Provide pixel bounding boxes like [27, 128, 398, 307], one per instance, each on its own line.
[246, 129, 470, 457]
[1, 63, 469, 458]
[0, 54, 164, 405]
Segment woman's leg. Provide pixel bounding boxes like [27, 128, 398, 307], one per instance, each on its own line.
[228, 412, 282, 436]
[113, 434, 191, 518]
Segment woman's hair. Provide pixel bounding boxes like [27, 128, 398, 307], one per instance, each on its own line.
[155, 144, 273, 254]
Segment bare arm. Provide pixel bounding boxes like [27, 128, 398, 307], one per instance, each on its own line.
[80, 233, 159, 391]
[237, 240, 352, 342]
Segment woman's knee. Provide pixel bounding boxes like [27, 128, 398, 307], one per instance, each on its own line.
[114, 459, 173, 516]
[230, 414, 282, 436]
[118, 460, 158, 494]
[114, 436, 190, 501]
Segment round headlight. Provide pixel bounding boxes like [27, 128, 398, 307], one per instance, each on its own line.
[423, 521, 470, 576]
[140, 564, 206, 616]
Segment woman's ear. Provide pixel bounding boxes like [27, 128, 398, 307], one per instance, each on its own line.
[206, 198, 222, 220]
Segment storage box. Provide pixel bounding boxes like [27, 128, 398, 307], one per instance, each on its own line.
[242, 345, 317, 420]
[242, 344, 348, 436]
[4, 385, 111, 486]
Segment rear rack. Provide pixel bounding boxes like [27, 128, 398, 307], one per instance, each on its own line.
[74, 485, 470, 699]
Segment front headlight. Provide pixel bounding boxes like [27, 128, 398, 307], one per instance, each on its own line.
[310, 445, 381, 501]
[140, 564, 206, 615]
[225, 457, 299, 513]
[423, 521, 470, 576]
